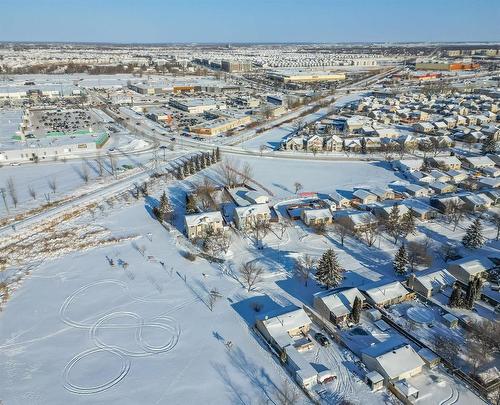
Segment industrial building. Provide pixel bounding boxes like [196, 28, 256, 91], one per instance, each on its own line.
[415, 62, 480, 71]
[169, 98, 224, 114]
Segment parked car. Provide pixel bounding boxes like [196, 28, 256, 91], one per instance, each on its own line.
[314, 332, 330, 346]
[317, 370, 336, 384]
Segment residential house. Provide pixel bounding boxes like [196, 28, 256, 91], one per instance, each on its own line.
[334, 210, 378, 232]
[404, 184, 429, 198]
[401, 200, 438, 221]
[328, 191, 351, 209]
[407, 270, 455, 298]
[430, 195, 464, 213]
[392, 159, 424, 173]
[353, 189, 378, 205]
[361, 281, 414, 307]
[301, 208, 332, 227]
[461, 156, 495, 170]
[184, 211, 224, 240]
[430, 156, 462, 170]
[459, 193, 492, 212]
[313, 288, 365, 326]
[233, 204, 271, 230]
[447, 257, 493, 284]
[429, 181, 456, 194]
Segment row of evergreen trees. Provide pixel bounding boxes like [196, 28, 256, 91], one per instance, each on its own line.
[175, 148, 220, 180]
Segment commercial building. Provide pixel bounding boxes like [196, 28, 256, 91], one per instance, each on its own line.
[190, 114, 251, 136]
[221, 60, 252, 73]
[267, 70, 346, 83]
[415, 62, 480, 71]
[169, 98, 223, 114]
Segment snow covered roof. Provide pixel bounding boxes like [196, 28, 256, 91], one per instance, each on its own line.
[315, 288, 364, 318]
[353, 189, 377, 200]
[394, 380, 419, 397]
[447, 257, 493, 276]
[366, 370, 384, 383]
[329, 191, 349, 204]
[234, 203, 270, 218]
[303, 208, 332, 221]
[184, 211, 223, 227]
[370, 344, 425, 381]
[362, 281, 410, 305]
[463, 156, 495, 167]
[414, 270, 455, 291]
[258, 306, 311, 349]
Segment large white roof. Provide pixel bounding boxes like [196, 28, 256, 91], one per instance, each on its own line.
[184, 211, 223, 227]
[234, 203, 270, 218]
[315, 288, 364, 318]
[363, 281, 409, 305]
[259, 306, 311, 349]
[375, 344, 424, 380]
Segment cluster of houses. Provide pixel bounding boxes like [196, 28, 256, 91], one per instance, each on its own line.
[280, 89, 499, 155]
[183, 185, 272, 240]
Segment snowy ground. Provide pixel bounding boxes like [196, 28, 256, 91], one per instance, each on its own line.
[0, 155, 497, 404]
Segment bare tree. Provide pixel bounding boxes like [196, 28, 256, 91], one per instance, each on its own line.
[490, 213, 500, 241]
[433, 335, 461, 366]
[247, 217, 271, 248]
[294, 182, 303, 195]
[239, 261, 264, 292]
[407, 240, 433, 272]
[48, 177, 57, 194]
[240, 162, 253, 185]
[80, 162, 90, 183]
[27, 185, 37, 200]
[445, 200, 466, 231]
[259, 144, 266, 156]
[216, 158, 240, 188]
[108, 154, 117, 178]
[274, 379, 300, 405]
[208, 288, 222, 311]
[360, 215, 378, 247]
[6, 177, 18, 207]
[0, 188, 9, 212]
[334, 223, 351, 246]
[294, 254, 316, 286]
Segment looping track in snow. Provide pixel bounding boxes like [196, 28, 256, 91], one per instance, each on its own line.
[60, 280, 181, 394]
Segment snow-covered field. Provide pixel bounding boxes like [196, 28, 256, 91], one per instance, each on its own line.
[0, 154, 497, 405]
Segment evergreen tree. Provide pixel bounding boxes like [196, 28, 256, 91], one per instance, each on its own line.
[211, 150, 216, 164]
[351, 296, 362, 324]
[481, 132, 497, 155]
[205, 152, 211, 167]
[183, 161, 190, 176]
[465, 280, 477, 310]
[215, 147, 221, 162]
[400, 209, 416, 239]
[393, 244, 409, 275]
[462, 217, 485, 249]
[473, 277, 483, 300]
[158, 191, 173, 220]
[448, 283, 462, 308]
[177, 166, 184, 180]
[315, 249, 344, 289]
[200, 153, 207, 169]
[385, 204, 401, 244]
[189, 159, 196, 175]
[195, 155, 202, 171]
[360, 137, 367, 154]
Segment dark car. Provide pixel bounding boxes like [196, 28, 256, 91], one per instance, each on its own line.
[314, 332, 330, 346]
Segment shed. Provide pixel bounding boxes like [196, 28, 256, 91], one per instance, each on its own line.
[442, 313, 458, 328]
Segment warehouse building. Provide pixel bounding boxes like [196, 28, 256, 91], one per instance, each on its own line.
[267, 70, 346, 83]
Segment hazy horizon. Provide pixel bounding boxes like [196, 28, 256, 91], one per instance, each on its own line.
[1, 0, 499, 44]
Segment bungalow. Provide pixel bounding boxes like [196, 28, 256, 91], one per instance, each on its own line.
[409, 171, 435, 185]
[482, 166, 500, 178]
[430, 156, 462, 171]
[460, 193, 492, 212]
[413, 122, 434, 133]
[329, 191, 351, 208]
[407, 270, 455, 298]
[484, 189, 500, 205]
[446, 169, 468, 184]
[429, 170, 451, 183]
[361, 281, 413, 307]
[429, 181, 456, 195]
[361, 339, 425, 383]
[184, 211, 224, 240]
[447, 257, 493, 285]
[392, 159, 424, 173]
[404, 184, 429, 198]
[367, 187, 395, 201]
[461, 156, 495, 170]
[353, 189, 378, 205]
[244, 191, 270, 205]
[313, 288, 365, 326]
[430, 195, 464, 213]
[486, 154, 500, 166]
[477, 177, 500, 189]
[402, 200, 438, 221]
[372, 203, 410, 220]
[233, 203, 271, 230]
[334, 210, 378, 233]
[301, 208, 332, 227]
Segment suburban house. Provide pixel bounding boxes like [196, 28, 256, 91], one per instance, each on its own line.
[430, 156, 462, 170]
[255, 306, 317, 389]
[184, 211, 224, 240]
[361, 281, 414, 307]
[447, 257, 493, 285]
[401, 200, 437, 221]
[367, 187, 395, 201]
[429, 181, 456, 195]
[301, 208, 332, 227]
[233, 204, 271, 230]
[361, 339, 425, 383]
[446, 169, 468, 184]
[392, 159, 423, 172]
[461, 156, 496, 170]
[404, 184, 429, 198]
[459, 193, 493, 211]
[353, 189, 378, 205]
[484, 189, 500, 205]
[313, 288, 365, 326]
[430, 195, 464, 213]
[407, 270, 455, 298]
[372, 203, 409, 220]
[334, 211, 378, 232]
[328, 191, 351, 208]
